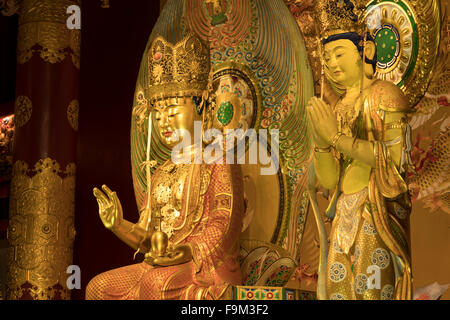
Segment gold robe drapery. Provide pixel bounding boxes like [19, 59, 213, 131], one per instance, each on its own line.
[326, 80, 413, 300]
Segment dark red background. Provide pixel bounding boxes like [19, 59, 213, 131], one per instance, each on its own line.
[73, 1, 159, 299]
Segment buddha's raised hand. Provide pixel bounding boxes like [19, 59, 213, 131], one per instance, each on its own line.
[93, 185, 123, 230]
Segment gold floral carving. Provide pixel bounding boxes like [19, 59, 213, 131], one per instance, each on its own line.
[14, 95, 33, 128]
[6, 158, 76, 300]
[132, 87, 149, 134]
[147, 34, 211, 103]
[67, 99, 79, 131]
[17, 0, 81, 68]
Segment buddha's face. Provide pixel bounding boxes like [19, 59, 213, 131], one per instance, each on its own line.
[324, 39, 363, 88]
[153, 97, 202, 148]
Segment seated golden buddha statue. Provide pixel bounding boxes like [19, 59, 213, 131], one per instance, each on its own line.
[86, 34, 244, 300]
[307, 0, 413, 300]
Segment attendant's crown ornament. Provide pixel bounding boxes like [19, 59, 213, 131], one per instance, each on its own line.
[147, 33, 211, 104]
[314, 0, 367, 40]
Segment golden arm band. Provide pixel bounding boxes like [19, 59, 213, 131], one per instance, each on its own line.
[384, 121, 404, 130]
[314, 145, 332, 153]
[330, 132, 344, 148]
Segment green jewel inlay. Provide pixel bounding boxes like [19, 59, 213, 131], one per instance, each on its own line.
[375, 26, 398, 67]
[217, 101, 234, 126]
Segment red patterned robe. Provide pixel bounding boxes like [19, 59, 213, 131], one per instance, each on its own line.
[86, 162, 244, 300]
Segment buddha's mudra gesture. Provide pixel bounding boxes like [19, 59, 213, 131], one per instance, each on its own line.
[86, 34, 244, 300]
[307, 0, 413, 300]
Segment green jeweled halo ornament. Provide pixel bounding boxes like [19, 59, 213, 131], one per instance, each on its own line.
[217, 101, 234, 126]
[366, 0, 416, 84]
[365, 0, 440, 107]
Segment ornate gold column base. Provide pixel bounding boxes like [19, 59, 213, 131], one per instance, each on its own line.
[6, 158, 76, 300]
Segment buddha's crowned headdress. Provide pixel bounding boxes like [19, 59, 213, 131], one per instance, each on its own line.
[147, 33, 211, 104]
[314, 0, 366, 41]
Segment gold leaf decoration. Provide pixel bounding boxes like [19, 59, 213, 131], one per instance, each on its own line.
[67, 99, 79, 131]
[14, 95, 32, 128]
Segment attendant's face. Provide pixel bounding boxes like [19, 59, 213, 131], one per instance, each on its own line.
[324, 39, 362, 88]
[153, 97, 201, 148]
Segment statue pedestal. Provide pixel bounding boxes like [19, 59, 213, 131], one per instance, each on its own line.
[230, 285, 316, 300]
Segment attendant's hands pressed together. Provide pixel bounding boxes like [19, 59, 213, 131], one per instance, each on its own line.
[307, 96, 339, 147]
[93, 185, 123, 231]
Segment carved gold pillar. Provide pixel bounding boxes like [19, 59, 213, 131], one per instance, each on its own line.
[6, 0, 80, 299]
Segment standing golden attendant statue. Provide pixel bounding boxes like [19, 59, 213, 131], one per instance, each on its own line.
[307, 0, 413, 300]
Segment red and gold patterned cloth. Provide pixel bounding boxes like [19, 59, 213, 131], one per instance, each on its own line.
[86, 162, 244, 300]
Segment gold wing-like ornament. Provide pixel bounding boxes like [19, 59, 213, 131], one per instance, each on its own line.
[404, 3, 450, 215]
[409, 126, 450, 214]
[409, 51, 449, 130]
[408, 45, 449, 215]
[408, 12, 449, 130]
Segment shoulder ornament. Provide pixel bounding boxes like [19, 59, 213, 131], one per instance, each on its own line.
[369, 80, 410, 113]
